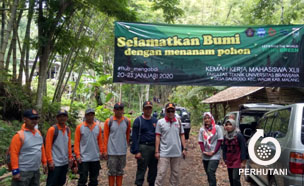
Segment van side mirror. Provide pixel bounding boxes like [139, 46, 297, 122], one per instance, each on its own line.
[243, 128, 253, 138]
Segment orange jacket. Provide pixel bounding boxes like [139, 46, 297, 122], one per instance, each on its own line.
[103, 116, 131, 153]
[9, 124, 47, 170]
[45, 124, 72, 164]
[74, 121, 105, 159]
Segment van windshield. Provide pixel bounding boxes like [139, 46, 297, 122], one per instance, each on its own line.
[176, 109, 182, 116]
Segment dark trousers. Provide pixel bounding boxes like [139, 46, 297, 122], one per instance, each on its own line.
[135, 144, 158, 186]
[184, 128, 191, 140]
[228, 168, 241, 186]
[203, 160, 219, 186]
[78, 161, 101, 186]
[46, 164, 68, 186]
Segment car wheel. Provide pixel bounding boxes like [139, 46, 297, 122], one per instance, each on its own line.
[244, 172, 254, 183]
[269, 176, 277, 186]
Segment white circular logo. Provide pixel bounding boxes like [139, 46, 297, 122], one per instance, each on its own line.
[248, 129, 281, 166]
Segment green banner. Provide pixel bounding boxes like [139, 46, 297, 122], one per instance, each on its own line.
[114, 22, 304, 87]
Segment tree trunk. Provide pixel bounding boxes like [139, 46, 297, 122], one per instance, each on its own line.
[119, 83, 122, 102]
[70, 64, 85, 107]
[25, 36, 30, 90]
[19, 0, 34, 86]
[3, 4, 23, 72]
[138, 85, 145, 112]
[1, 2, 5, 50]
[36, 0, 71, 111]
[12, 21, 17, 82]
[58, 48, 80, 101]
[145, 84, 150, 101]
[53, 55, 67, 102]
[5, 39, 13, 71]
[29, 50, 39, 86]
[56, 15, 92, 102]
[0, 0, 19, 71]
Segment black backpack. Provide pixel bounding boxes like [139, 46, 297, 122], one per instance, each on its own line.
[52, 124, 70, 143]
[108, 116, 129, 132]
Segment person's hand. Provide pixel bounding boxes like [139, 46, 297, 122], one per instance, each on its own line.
[203, 151, 214, 156]
[155, 152, 160, 159]
[43, 165, 48, 174]
[103, 153, 108, 160]
[99, 153, 103, 160]
[182, 150, 187, 159]
[77, 157, 82, 164]
[135, 152, 142, 160]
[13, 173, 20, 181]
[72, 166, 78, 174]
[68, 159, 73, 168]
[241, 160, 246, 168]
[48, 162, 55, 171]
[220, 160, 226, 168]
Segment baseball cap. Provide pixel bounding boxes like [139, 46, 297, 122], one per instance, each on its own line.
[143, 101, 153, 108]
[57, 109, 68, 117]
[165, 103, 175, 110]
[23, 109, 39, 119]
[114, 102, 124, 109]
[85, 108, 95, 115]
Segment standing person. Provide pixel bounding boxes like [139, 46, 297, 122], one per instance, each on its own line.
[229, 113, 236, 120]
[131, 101, 158, 186]
[223, 119, 247, 186]
[154, 103, 187, 186]
[74, 108, 104, 186]
[104, 102, 131, 186]
[45, 109, 73, 186]
[198, 112, 223, 186]
[10, 109, 47, 186]
[152, 110, 158, 119]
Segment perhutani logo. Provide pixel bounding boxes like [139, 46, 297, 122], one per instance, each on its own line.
[239, 129, 287, 176]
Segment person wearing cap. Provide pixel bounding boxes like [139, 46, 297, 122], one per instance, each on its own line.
[223, 119, 247, 186]
[45, 109, 73, 186]
[104, 102, 131, 186]
[131, 101, 158, 186]
[198, 112, 223, 186]
[154, 103, 187, 186]
[74, 108, 105, 186]
[9, 109, 47, 186]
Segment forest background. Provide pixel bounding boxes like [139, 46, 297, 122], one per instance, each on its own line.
[0, 0, 303, 182]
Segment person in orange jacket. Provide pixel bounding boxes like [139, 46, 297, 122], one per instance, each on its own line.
[104, 102, 131, 186]
[74, 108, 105, 186]
[10, 109, 47, 186]
[45, 109, 73, 186]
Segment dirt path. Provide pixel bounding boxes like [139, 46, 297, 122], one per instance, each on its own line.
[67, 129, 252, 186]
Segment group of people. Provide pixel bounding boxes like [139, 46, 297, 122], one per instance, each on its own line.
[8, 101, 247, 186]
[9, 102, 131, 186]
[199, 112, 247, 186]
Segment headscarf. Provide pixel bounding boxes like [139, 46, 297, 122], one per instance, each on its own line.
[202, 112, 217, 148]
[224, 119, 240, 140]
